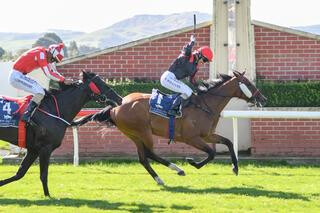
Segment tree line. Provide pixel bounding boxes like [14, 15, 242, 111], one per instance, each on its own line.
[0, 32, 99, 61]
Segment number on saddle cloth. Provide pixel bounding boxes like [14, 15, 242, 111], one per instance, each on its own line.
[149, 89, 180, 118]
[0, 97, 20, 127]
[149, 89, 178, 143]
[0, 95, 32, 127]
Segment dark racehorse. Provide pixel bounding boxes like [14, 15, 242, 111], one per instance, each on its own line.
[73, 71, 267, 185]
[0, 71, 122, 197]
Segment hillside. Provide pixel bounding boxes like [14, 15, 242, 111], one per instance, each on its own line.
[0, 30, 85, 52]
[0, 12, 319, 54]
[74, 12, 212, 48]
[292, 24, 320, 35]
[0, 12, 211, 52]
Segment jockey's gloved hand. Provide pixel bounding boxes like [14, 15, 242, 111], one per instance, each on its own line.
[190, 35, 196, 43]
[64, 78, 75, 85]
[198, 85, 208, 92]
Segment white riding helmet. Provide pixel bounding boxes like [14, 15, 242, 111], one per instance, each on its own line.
[48, 43, 65, 62]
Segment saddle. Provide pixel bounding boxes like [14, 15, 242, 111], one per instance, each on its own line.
[149, 89, 188, 144]
[149, 89, 182, 118]
[0, 95, 33, 148]
[0, 95, 32, 126]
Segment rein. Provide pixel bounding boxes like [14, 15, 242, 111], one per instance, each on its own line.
[37, 94, 71, 126]
[192, 77, 246, 114]
[35, 76, 104, 126]
[191, 95, 213, 115]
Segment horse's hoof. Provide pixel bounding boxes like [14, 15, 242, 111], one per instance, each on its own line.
[154, 176, 164, 185]
[232, 167, 239, 176]
[186, 157, 198, 168]
[178, 171, 186, 176]
[186, 157, 194, 164]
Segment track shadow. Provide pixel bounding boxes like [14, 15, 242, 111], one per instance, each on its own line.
[0, 197, 192, 212]
[162, 186, 309, 201]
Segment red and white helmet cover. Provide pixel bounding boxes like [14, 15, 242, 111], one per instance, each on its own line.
[48, 43, 65, 62]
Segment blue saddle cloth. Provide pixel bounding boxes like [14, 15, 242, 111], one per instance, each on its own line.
[149, 89, 180, 118]
[0, 97, 20, 127]
[149, 89, 179, 143]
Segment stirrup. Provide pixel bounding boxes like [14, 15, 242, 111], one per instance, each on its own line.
[167, 109, 181, 117]
[21, 114, 31, 123]
[168, 139, 175, 145]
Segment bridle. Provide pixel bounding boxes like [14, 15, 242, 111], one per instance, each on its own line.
[193, 76, 262, 113]
[236, 74, 262, 100]
[35, 76, 116, 126]
[204, 76, 261, 100]
[83, 75, 115, 105]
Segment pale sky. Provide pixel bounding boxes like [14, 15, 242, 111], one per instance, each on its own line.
[0, 0, 319, 33]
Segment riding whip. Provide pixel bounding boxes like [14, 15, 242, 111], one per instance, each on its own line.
[193, 14, 196, 35]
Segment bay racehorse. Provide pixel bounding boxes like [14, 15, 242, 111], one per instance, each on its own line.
[73, 71, 266, 185]
[0, 71, 122, 197]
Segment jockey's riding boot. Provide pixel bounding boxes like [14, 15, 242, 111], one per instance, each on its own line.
[168, 96, 183, 117]
[21, 101, 38, 123]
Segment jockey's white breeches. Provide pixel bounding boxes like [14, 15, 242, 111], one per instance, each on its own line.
[9, 69, 45, 104]
[160, 71, 193, 99]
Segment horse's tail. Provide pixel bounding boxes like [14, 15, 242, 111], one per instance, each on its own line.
[71, 105, 115, 127]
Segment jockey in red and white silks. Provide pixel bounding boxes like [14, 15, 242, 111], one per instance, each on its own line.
[160, 35, 213, 116]
[8, 43, 72, 122]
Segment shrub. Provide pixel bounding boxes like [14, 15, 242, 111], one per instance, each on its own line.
[257, 81, 320, 107]
[81, 79, 320, 108]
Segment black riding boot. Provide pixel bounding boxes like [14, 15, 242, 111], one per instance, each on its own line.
[21, 101, 38, 123]
[168, 96, 183, 117]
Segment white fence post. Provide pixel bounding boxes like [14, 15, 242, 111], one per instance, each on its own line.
[72, 109, 99, 166]
[72, 127, 79, 166]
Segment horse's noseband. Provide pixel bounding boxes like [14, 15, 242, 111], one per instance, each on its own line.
[87, 76, 114, 104]
[97, 94, 108, 103]
[237, 76, 261, 100]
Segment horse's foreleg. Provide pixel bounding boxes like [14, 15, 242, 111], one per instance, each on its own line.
[185, 137, 216, 169]
[204, 134, 238, 175]
[144, 147, 185, 176]
[0, 151, 38, 186]
[39, 145, 53, 197]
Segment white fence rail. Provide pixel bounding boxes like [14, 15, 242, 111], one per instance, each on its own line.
[72, 110, 320, 165]
[221, 110, 320, 159]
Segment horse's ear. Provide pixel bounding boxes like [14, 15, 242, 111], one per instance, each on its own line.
[82, 70, 89, 80]
[233, 70, 240, 77]
[241, 71, 246, 76]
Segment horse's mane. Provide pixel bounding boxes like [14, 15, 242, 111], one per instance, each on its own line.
[47, 71, 97, 95]
[48, 82, 81, 96]
[201, 73, 233, 90]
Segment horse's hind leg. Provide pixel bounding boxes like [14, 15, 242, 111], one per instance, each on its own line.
[144, 147, 185, 176]
[204, 134, 238, 175]
[0, 150, 38, 186]
[126, 133, 165, 185]
[185, 136, 216, 169]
